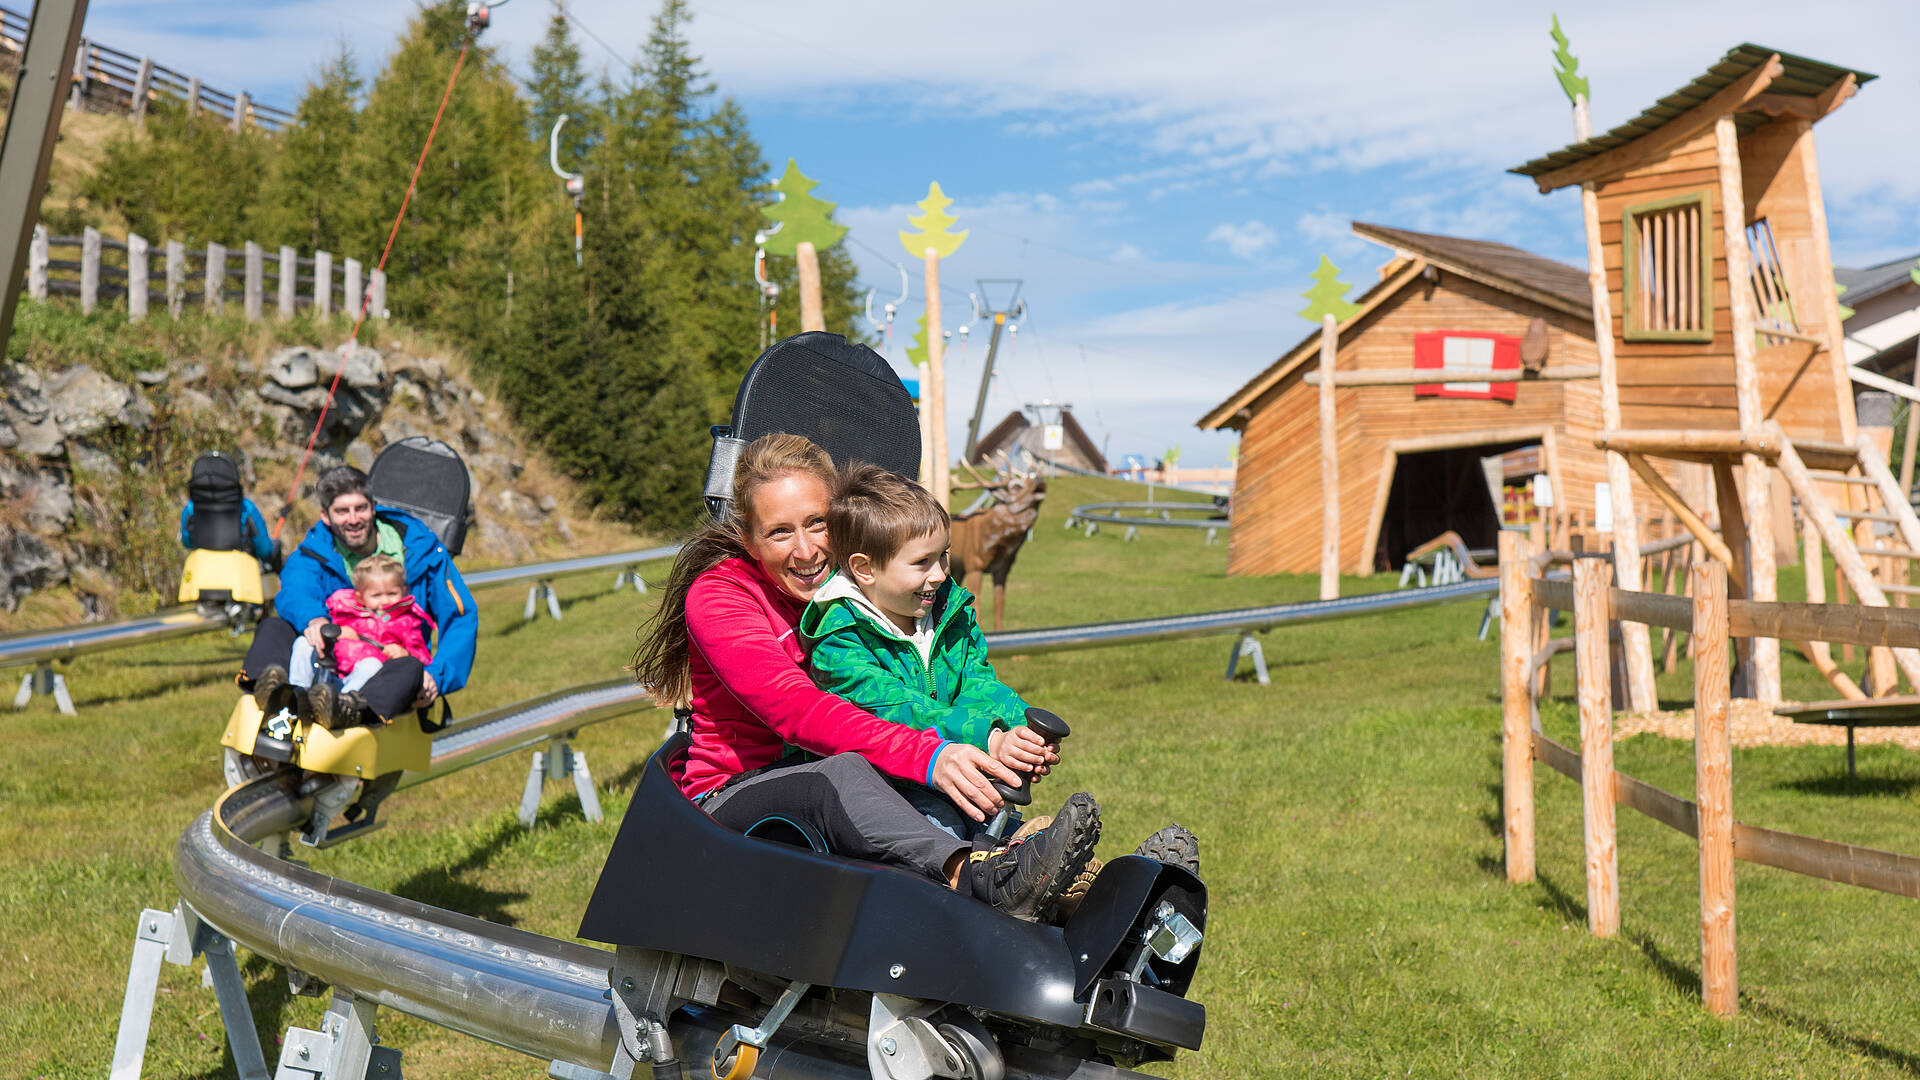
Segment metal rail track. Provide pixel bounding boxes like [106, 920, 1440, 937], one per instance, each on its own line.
[0, 544, 684, 674]
[1065, 500, 1228, 533]
[143, 575, 1498, 1075]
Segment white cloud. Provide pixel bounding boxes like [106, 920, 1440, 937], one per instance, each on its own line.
[1110, 243, 1146, 262]
[1294, 210, 1368, 260]
[1206, 220, 1276, 260]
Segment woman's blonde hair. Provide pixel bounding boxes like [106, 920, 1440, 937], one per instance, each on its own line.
[630, 433, 836, 705]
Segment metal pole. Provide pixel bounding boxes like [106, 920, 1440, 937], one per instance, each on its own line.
[0, 0, 89, 347]
[964, 311, 1007, 463]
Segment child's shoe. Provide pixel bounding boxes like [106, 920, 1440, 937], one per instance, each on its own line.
[1135, 823, 1201, 877]
[337, 690, 375, 728]
[968, 792, 1100, 922]
[308, 682, 341, 730]
[253, 664, 295, 718]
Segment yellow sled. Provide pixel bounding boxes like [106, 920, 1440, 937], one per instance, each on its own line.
[220, 694, 432, 779]
[179, 548, 266, 606]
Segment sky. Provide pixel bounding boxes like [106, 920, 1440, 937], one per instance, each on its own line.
[78, 1, 1920, 468]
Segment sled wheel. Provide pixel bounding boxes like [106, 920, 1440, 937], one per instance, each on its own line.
[223, 746, 289, 788]
[711, 1042, 759, 1080]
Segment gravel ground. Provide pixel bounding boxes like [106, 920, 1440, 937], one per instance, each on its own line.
[1617, 698, 1920, 751]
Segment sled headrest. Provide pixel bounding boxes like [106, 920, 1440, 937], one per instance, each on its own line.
[185, 451, 246, 551]
[368, 436, 471, 556]
[705, 332, 921, 516]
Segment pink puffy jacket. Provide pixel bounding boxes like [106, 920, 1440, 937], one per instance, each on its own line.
[325, 587, 434, 676]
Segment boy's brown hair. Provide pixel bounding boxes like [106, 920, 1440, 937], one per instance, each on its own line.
[828, 464, 949, 570]
[352, 553, 405, 591]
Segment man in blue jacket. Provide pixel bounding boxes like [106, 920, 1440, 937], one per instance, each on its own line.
[241, 466, 477, 727]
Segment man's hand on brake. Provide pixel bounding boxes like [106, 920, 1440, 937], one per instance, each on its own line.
[302, 618, 329, 653]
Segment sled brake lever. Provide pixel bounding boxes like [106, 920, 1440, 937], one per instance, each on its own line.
[988, 708, 1071, 837]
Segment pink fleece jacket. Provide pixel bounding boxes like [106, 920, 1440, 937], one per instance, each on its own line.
[672, 557, 945, 800]
[324, 587, 434, 676]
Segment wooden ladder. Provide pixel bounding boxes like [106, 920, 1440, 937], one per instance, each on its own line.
[1772, 423, 1920, 693]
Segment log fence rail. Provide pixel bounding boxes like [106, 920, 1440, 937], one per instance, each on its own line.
[0, 4, 291, 132]
[24, 224, 384, 324]
[1500, 529, 1920, 1018]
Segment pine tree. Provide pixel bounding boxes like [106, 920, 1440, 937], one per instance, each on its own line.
[254, 47, 363, 252]
[762, 158, 846, 256]
[1298, 255, 1361, 323]
[83, 98, 271, 247]
[527, 9, 591, 164]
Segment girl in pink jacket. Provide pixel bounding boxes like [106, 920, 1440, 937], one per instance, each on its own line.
[304, 554, 433, 723]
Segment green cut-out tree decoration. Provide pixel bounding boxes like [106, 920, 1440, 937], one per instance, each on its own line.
[761, 158, 846, 257]
[1909, 258, 1920, 287]
[1550, 15, 1589, 106]
[898, 182, 968, 260]
[1298, 255, 1361, 324]
[1835, 281, 1855, 322]
[905, 309, 930, 367]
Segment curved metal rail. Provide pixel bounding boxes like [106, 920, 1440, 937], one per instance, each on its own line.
[160, 579, 1500, 1072]
[1066, 501, 1229, 543]
[0, 544, 684, 673]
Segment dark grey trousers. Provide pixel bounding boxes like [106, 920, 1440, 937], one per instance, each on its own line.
[702, 752, 969, 882]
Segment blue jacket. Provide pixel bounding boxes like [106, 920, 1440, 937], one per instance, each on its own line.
[278, 507, 478, 697]
[179, 497, 275, 565]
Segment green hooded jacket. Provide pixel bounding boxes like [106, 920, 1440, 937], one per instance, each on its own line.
[799, 572, 1029, 751]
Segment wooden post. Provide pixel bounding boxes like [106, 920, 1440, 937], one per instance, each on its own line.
[369, 269, 386, 320]
[1573, 555, 1619, 937]
[127, 233, 148, 322]
[796, 240, 824, 332]
[1715, 114, 1780, 704]
[66, 36, 85, 110]
[344, 257, 362, 319]
[131, 57, 153, 128]
[185, 76, 200, 117]
[1317, 313, 1341, 600]
[27, 224, 48, 301]
[1902, 337, 1920, 498]
[277, 245, 296, 319]
[244, 241, 264, 321]
[1692, 560, 1736, 1017]
[231, 91, 248, 134]
[203, 242, 227, 313]
[1499, 531, 1536, 884]
[314, 250, 332, 318]
[164, 240, 184, 318]
[1791, 118, 1859, 444]
[924, 247, 949, 505]
[78, 226, 99, 313]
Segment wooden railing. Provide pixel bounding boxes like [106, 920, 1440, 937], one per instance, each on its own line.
[0, 4, 291, 132]
[24, 225, 383, 323]
[1499, 530, 1920, 1017]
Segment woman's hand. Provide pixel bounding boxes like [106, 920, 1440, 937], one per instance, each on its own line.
[987, 726, 1056, 777]
[930, 744, 1021, 822]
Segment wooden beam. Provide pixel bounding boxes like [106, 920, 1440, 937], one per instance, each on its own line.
[1357, 446, 1397, 578]
[1692, 561, 1738, 1017]
[1597, 429, 1777, 459]
[1792, 115, 1859, 444]
[1499, 531, 1536, 884]
[1799, 514, 1867, 700]
[1531, 54, 1783, 193]
[1574, 557, 1620, 938]
[1625, 453, 1736, 567]
[1302, 365, 1601, 387]
[1812, 72, 1857, 120]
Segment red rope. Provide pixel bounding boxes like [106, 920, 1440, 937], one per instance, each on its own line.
[274, 39, 473, 540]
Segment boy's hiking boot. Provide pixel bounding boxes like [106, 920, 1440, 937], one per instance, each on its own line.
[1135, 823, 1201, 877]
[1019, 819, 1202, 923]
[969, 792, 1100, 922]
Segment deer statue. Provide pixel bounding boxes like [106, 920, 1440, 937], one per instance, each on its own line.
[950, 456, 1047, 630]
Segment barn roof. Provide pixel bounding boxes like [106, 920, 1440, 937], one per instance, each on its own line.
[1197, 225, 1591, 431]
[1510, 44, 1873, 192]
[976, 408, 1107, 472]
[1837, 254, 1920, 308]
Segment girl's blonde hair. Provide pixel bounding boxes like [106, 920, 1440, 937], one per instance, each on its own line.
[630, 433, 836, 704]
[352, 553, 406, 592]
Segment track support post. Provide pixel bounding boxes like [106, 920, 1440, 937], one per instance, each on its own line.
[613, 566, 648, 594]
[525, 580, 562, 621]
[519, 735, 603, 827]
[1224, 632, 1270, 685]
[112, 905, 271, 1080]
[13, 661, 76, 714]
[274, 989, 400, 1079]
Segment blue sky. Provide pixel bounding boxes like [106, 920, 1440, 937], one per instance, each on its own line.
[80, 1, 1920, 467]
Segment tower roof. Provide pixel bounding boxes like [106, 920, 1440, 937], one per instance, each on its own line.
[1510, 44, 1874, 192]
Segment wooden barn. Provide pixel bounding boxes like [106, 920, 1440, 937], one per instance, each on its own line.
[1198, 223, 1631, 576]
[975, 407, 1108, 474]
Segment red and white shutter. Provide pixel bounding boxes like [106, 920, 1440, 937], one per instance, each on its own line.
[1413, 331, 1521, 401]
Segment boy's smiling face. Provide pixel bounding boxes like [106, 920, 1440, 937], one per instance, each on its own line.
[851, 528, 950, 633]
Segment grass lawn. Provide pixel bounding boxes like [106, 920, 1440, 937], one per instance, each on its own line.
[4, 473, 1919, 1077]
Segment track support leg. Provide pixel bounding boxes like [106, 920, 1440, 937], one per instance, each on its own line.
[525, 581, 562, 621]
[274, 989, 399, 1079]
[1225, 633, 1270, 685]
[613, 566, 648, 594]
[113, 905, 270, 1080]
[520, 736, 602, 827]
[14, 662, 75, 714]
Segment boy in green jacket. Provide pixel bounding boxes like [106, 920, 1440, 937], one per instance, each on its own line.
[800, 464, 1058, 837]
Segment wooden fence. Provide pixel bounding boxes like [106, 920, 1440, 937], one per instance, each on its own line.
[0, 4, 291, 132]
[1499, 529, 1920, 1017]
[25, 224, 383, 323]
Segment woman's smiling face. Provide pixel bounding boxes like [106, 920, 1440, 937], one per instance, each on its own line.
[742, 471, 832, 601]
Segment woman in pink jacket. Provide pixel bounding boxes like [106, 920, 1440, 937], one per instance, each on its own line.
[631, 433, 1099, 922]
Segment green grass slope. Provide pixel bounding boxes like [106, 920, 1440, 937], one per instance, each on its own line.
[3, 473, 1917, 1077]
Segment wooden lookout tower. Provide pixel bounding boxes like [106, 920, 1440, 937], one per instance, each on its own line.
[1512, 44, 1885, 704]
